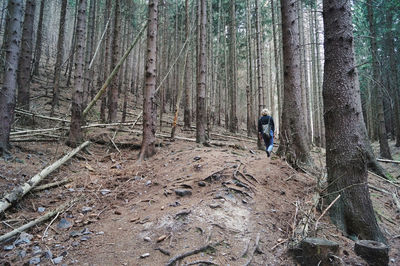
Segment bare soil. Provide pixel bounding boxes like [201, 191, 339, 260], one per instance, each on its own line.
[0, 73, 399, 265]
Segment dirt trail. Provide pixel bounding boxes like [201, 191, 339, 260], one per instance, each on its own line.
[1, 136, 399, 265]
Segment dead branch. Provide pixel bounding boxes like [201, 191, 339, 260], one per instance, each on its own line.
[368, 171, 400, 189]
[0, 141, 90, 214]
[376, 158, 400, 164]
[183, 261, 218, 266]
[166, 243, 216, 266]
[314, 194, 341, 232]
[10, 127, 65, 136]
[15, 109, 70, 123]
[0, 198, 78, 242]
[155, 247, 171, 256]
[271, 239, 288, 250]
[368, 185, 390, 194]
[32, 179, 72, 192]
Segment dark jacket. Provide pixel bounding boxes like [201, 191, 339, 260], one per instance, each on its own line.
[258, 115, 275, 134]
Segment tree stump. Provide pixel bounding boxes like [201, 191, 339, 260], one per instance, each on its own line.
[299, 238, 340, 265]
[354, 240, 389, 266]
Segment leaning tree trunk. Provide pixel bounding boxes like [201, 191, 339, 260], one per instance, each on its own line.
[276, 0, 311, 167]
[32, 0, 45, 76]
[51, 0, 68, 115]
[196, 0, 207, 144]
[322, 0, 386, 243]
[139, 0, 158, 160]
[17, 0, 36, 111]
[0, 0, 23, 157]
[108, 0, 121, 123]
[68, 0, 87, 147]
[367, 0, 392, 159]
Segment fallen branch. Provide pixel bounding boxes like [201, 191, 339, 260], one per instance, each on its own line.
[377, 158, 400, 164]
[0, 198, 78, 242]
[0, 141, 90, 214]
[15, 109, 70, 123]
[183, 261, 218, 266]
[166, 243, 215, 266]
[368, 185, 390, 194]
[10, 127, 65, 136]
[368, 171, 400, 189]
[271, 239, 288, 251]
[32, 179, 72, 192]
[315, 194, 341, 232]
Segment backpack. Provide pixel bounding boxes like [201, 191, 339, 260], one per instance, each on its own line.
[262, 117, 271, 138]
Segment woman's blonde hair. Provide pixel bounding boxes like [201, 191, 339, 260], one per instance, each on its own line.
[261, 108, 270, 116]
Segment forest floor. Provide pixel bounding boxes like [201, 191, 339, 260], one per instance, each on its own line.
[0, 74, 400, 265]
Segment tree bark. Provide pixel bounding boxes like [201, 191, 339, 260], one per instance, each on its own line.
[139, 0, 158, 160]
[384, 7, 400, 147]
[68, 0, 87, 147]
[255, 0, 264, 149]
[276, 0, 311, 166]
[228, 0, 238, 133]
[367, 0, 392, 159]
[196, 0, 207, 144]
[51, 0, 68, 115]
[322, 0, 386, 243]
[17, 0, 36, 111]
[108, 0, 121, 123]
[0, 0, 23, 157]
[32, 0, 45, 76]
[246, 0, 255, 136]
[183, 0, 191, 130]
[83, 0, 96, 105]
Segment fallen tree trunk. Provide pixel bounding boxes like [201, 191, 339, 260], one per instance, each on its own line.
[0, 198, 78, 242]
[15, 109, 70, 123]
[0, 141, 90, 214]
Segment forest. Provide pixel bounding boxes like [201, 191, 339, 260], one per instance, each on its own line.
[0, 0, 399, 265]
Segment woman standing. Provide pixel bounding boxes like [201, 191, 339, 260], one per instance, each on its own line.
[258, 109, 275, 157]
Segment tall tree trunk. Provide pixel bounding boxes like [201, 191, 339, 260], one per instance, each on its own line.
[66, 1, 78, 87]
[322, 0, 385, 243]
[314, 1, 324, 148]
[271, 0, 281, 135]
[196, 0, 207, 144]
[255, 0, 264, 149]
[385, 8, 400, 147]
[51, 0, 68, 115]
[68, 0, 87, 147]
[83, 0, 96, 106]
[276, 0, 311, 166]
[32, 0, 45, 76]
[139, 0, 158, 160]
[246, 0, 255, 136]
[100, 0, 112, 122]
[17, 0, 36, 111]
[0, 0, 23, 157]
[108, 0, 121, 123]
[367, 0, 392, 159]
[183, 0, 191, 130]
[228, 0, 238, 133]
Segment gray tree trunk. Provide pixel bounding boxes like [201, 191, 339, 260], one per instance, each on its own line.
[51, 0, 68, 115]
[139, 0, 158, 160]
[322, 0, 385, 243]
[17, 0, 36, 111]
[68, 0, 87, 147]
[32, 0, 45, 76]
[196, 0, 207, 144]
[276, 0, 311, 166]
[0, 0, 23, 157]
[183, 0, 191, 130]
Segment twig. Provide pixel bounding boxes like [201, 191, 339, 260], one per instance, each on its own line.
[368, 185, 390, 194]
[32, 179, 72, 192]
[0, 199, 78, 242]
[183, 261, 218, 266]
[315, 194, 341, 232]
[376, 158, 400, 164]
[42, 211, 60, 240]
[166, 243, 216, 266]
[155, 247, 171, 256]
[271, 239, 288, 250]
